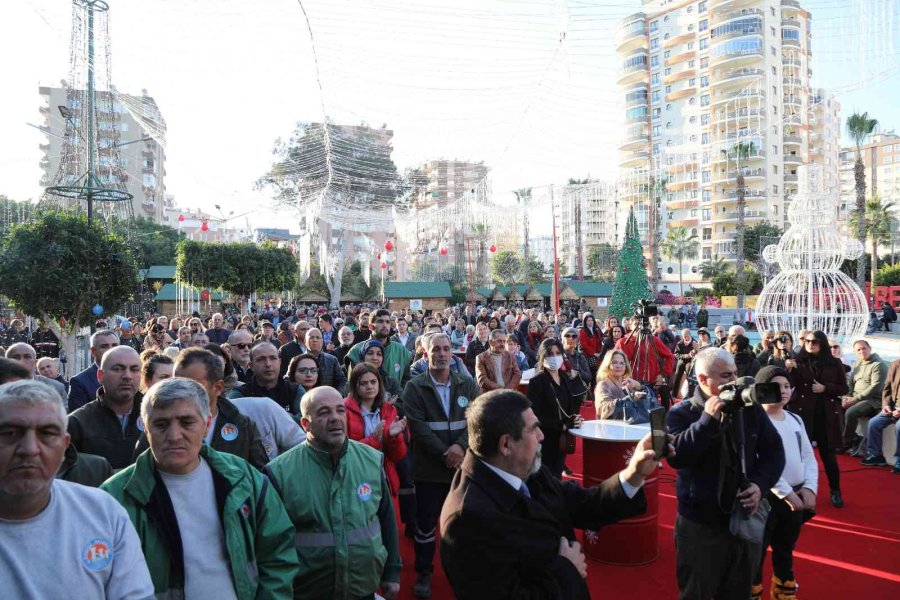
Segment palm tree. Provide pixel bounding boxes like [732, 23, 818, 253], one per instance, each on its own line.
[849, 195, 897, 285]
[698, 255, 727, 280]
[846, 112, 879, 287]
[660, 226, 699, 296]
[470, 222, 490, 286]
[725, 141, 757, 308]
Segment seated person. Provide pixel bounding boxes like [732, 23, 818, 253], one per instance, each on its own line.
[594, 349, 652, 420]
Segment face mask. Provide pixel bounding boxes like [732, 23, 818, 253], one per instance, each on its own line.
[543, 356, 564, 371]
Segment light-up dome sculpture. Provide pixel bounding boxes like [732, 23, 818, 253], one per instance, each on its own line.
[755, 165, 868, 344]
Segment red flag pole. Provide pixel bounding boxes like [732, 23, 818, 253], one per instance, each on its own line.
[551, 187, 560, 315]
[467, 238, 475, 311]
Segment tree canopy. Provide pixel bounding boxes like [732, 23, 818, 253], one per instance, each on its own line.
[0, 212, 136, 325]
[110, 216, 184, 267]
[490, 249, 545, 286]
[176, 240, 298, 296]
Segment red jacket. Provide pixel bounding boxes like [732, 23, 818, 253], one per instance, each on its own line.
[614, 334, 675, 383]
[579, 326, 603, 357]
[344, 397, 407, 495]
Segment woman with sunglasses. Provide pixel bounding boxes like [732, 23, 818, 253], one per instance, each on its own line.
[142, 318, 173, 352]
[789, 330, 849, 508]
[765, 331, 797, 370]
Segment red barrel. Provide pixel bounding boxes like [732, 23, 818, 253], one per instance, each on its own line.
[581, 436, 659, 565]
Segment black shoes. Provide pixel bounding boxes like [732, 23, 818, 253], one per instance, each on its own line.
[830, 490, 844, 508]
[860, 455, 888, 467]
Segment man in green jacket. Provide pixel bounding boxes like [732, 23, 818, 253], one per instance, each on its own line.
[266, 386, 402, 600]
[102, 378, 298, 600]
[841, 340, 889, 452]
[401, 332, 480, 598]
[346, 309, 412, 389]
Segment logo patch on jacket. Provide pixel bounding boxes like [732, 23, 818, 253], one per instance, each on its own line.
[82, 538, 112, 571]
[357, 482, 372, 502]
[457, 396, 469, 408]
[221, 423, 239, 441]
[241, 502, 251, 518]
[135, 416, 144, 432]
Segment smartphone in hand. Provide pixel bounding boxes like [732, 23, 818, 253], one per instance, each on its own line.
[649, 407, 668, 460]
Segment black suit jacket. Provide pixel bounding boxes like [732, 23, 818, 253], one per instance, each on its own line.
[440, 451, 647, 600]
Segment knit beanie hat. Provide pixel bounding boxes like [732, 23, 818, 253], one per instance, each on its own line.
[755, 365, 790, 384]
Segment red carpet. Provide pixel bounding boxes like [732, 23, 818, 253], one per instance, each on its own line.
[393, 405, 900, 599]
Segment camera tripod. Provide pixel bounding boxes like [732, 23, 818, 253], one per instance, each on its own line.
[621, 321, 671, 408]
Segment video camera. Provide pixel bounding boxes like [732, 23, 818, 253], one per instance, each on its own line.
[632, 299, 658, 330]
[718, 376, 781, 414]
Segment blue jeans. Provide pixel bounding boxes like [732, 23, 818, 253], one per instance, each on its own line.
[866, 413, 900, 460]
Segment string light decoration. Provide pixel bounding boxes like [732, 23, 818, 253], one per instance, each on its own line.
[755, 165, 868, 344]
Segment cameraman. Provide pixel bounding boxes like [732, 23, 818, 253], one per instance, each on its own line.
[667, 347, 785, 599]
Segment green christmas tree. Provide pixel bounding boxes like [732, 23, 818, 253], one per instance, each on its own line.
[609, 206, 652, 320]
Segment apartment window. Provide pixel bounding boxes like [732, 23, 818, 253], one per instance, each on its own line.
[665, 85, 672, 93]
[702, 209, 712, 221]
[886, 156, 894, 164]
[664, 15, 670, 22]
[773, 165, 778, 174]
[651, 55, 660, 68]
[664, 67, 672, 75]
[689, 116, 697, 124]
[771, 7, 776, 16]
[703, 190, 711, 203]
[664, 50, 671, 59]
[651, 38, 659, 50]
[689, 60, 695, 67]
[772, 85, 777, 95]
[772, 145, 778, 155]
[689, 96, 697, 105]
[702, 133, 710, 144]
[652, 143, 660, 154]
[699, 19, 708, 32]
[771, 46, 776, 56]
[701, 94, 710, 106]
[690, 135, 698, 142]
[700, 75, 709, 88]
[700, 38, 709, 50]
[667, 139, 674, 146]
[688, 24, 694, 32]
[894, 144, 900, 151]
[700, 56, 709, 68]
[702, 171, 711, 183]
[699, 1, 708, 14]
[772, 185, 779, 194]
[701, 114, 710, 125]
[652, 90, 661, 102]
[772, 66, 777, 75]
[687, 6, 693, 12]
[651, 73, 660, 85]
[666, 103, 672, 111]
[688, 42, 695, 50]
[702, 227, 712, 240]
[650, 20, 658, 32]
[667, 157, 675, 166]
[690, 209, 699, 217]
[652, 108, 661, 119]
[773, 105, 778, 114]
[771, 26, 776, 36]
[666, 121, 673, 129]
[772, 125, 778, 134]
[691, 190, 699, 199]
[689, 78, 696, 86]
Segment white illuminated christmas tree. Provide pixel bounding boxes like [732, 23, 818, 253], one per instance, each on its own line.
[755, 165, 868, 344]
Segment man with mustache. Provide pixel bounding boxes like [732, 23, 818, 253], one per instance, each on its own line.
[0, 380, 154, 599]
[440, 389, 662, 600]
[67, 346, 144, 471]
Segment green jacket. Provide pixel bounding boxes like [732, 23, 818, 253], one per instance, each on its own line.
[849, 353, 889, 409]
[101, 445, 299, 600]
[400, 370, 479, 483]
[346, 337, 412, 387]
[265, 439, 401, 600]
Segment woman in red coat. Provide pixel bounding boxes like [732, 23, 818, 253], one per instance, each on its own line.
[578, 314, 604, 364]
[344, 363, 408, 495]
[789, 329, 849, 508]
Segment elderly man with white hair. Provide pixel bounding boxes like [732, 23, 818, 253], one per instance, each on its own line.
[666, 347, 785, 600]
[102, 377, 299, 599]
[0, 380, 154, 599]
[5, 343, 68, 405]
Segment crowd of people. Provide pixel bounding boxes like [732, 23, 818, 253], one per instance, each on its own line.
[0, 300, 897, 600]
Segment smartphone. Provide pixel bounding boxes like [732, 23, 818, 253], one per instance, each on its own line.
[649, 407, 668, 460]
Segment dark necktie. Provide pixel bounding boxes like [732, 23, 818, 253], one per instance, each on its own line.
[519, 482, 532, 499]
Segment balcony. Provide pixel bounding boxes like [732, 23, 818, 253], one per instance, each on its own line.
[712, 88, 765, 106]
[666, 180, 699, 192]
[712, 167, 766, 184]
[712, 149, 766, 165]
[711, 107, 764, 125]
[619, 133, 649, 151]
[665, 88, 696, 102]
[710, 44, 764, 68]
[663, 33, 695, 49]
[784, 153, 803, 165]
[784, 173, 798, 183]
[783, 57, 802, 68]
[783, 133, 802, 145]
[664, 69, 696, 85]
[618, 60, 650, 86]
[710, 0, 758, 11]
[782, 0, 801, 10]
[717, 209, 767, 222]
[669, 218, 700, 229]
[625, 94, 649, 108]
[783, 76, 802, 88]
[782, 37, 800, 49]
[668, 199, 699, 210]
[619, 150, 650, 168]
[616, 15, 647, 53]
[712, 188, 766, 204]
[713, 67, 764, 86]
[665, 51, 696, 67]
[783, 18, 801, 29]
[710, 7, 764, 25]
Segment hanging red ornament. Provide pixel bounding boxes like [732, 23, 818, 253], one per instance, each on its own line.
[440, 247, 448, 255]
[377, 252, 382, 260]
[384, 241, 394, 252]
[177, 214, 185, 222]
[489, 244, 497, 253]
[201, 221, 209, 232]
[200, 289, 210, 301]
[380, 262, 387, 269]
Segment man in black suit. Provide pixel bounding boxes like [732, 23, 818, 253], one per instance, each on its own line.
[439, 389, 664, 599]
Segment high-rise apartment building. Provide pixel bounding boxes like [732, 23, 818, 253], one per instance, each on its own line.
[616, 0, 821, 290]
[39, 85, 167, 223]
[555, 182, 620, 277]
[838, 132, 900, 243]
[809, 89, 841, 197]
[415, 160, 489, 207]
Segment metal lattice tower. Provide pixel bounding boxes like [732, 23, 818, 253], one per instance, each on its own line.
[40, 0, 133, 225]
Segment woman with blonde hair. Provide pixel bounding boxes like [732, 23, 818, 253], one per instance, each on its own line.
[594, 349, 649, 420]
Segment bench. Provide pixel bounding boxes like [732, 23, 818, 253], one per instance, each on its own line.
[856, 417, 897, 460]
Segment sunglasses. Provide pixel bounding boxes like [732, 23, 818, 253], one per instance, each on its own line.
[830, 345, 841, 350]
[234, 343, 252, 350]
[803, 338, 819, 344]
[563, 334, 578, 338]
[777, 336, 790, 343]
[295, 367, 318, 375]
